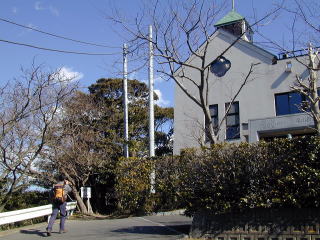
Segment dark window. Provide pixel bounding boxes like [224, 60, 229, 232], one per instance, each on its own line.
[209, 104, 218, 127]
[225, 101, 240, 139]
[205, 104, 218, 141]
[276, 89, 320, 116]
[275, 92, 304, 115]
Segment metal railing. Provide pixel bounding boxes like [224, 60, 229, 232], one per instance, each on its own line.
[278, 46, 320, 60]
[0, 201, 77, 225]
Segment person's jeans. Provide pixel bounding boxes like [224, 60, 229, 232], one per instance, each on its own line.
[47, 202, 67, 231]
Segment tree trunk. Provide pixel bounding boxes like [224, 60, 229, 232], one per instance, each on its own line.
[72, 188, 89, 214]
[308, 45, 320, 135]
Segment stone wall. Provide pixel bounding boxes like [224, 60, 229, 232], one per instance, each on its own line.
[190, 208, 320, 240]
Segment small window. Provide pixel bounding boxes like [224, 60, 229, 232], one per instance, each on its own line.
[225, 101, 240, 139]
[209, 104, 218, 127]
[205, 104, 218, 141]
[285, 61, 292, 72]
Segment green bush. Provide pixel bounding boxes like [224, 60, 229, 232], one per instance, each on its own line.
[114, 136, 320, 216]
[180, 136, 320, 216]
[115, 157, 153, 214]
[152, 155, 186, 212]
[4, 190, 50, 212]
[114, 155, 184, 214]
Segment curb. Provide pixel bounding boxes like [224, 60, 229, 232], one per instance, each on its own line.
[150, 209, 186, 216]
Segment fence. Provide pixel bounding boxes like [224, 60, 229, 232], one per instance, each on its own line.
[0, 201, 77, 225]
[191, 208, 320, 240]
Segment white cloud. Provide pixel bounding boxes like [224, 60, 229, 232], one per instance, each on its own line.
[154, 75, 166, 83]
[58, 67, 84, 82]
[12, 7, 18, 14]
[154, 89, 170, 107]
[49, 6, 59, 16]
[18, 23, 38, 36]
[139, 74, 166, 85]
[128, 71, 137, 80]
[27, 23, 37, 30]
[34, 1, 44, 10]
[34, 1, 59, 16]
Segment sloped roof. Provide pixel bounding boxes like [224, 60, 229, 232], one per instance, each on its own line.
[174, 29, 277, 75]
[214, 10, 245, 27]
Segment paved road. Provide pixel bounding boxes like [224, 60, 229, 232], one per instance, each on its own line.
[1, 215, 192, 239]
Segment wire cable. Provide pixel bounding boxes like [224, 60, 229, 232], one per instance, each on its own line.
[0, 38, 121, 56]
[0, 17, 120, 49]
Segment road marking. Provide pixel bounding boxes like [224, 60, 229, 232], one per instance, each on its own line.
[138, 217, 186, 236]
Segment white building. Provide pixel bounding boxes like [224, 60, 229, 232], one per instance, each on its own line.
[173, 10, 319, 155]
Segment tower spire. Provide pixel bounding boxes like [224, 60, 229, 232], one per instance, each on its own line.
[232, 0, 235, 11]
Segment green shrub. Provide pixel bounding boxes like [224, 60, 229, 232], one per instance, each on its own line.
[4, 190, 50, 212]
[115, 157, 153, 214]
[114, 155, 184, 214]
[152, 155, 186, 212]
[179, 136, 320, 216]
[114, 136, 320, 216]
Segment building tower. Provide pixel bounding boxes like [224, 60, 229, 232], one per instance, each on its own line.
[214, 3, 253, 42]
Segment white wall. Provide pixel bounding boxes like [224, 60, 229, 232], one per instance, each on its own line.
[174, 29, 312, 154]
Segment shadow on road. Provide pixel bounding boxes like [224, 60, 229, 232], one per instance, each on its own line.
[20, 229, 47, 237]
[112, 224, 190, 235]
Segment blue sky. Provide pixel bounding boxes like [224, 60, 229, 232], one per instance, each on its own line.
[0, 0, 303, 108]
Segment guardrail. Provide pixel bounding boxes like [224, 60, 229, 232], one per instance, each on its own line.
[0, 201, 77, 225]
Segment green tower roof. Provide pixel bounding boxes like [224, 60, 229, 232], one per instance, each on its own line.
[214, 10, 245, 27]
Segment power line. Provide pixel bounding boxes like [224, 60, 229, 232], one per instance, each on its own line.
[0, 17, 120, 49]
[0, 38, 121, 56]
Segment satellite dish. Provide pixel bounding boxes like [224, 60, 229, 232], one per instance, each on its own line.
[210, 56, 231, 77]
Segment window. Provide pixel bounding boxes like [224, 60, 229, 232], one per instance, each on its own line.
[205, 104, 218, 141]
[276, 89, 320, 116]
[275, 92, 305, 116]
[225, 101, 240, 139]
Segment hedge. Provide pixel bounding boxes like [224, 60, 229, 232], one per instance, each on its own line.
[112, 136, 320, 216]
[114, 156, 185, 214]
[180, 136, 320, 216]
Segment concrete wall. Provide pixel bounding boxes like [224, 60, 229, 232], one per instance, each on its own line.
[190, 208, 320, 239]
[249, 113, 314, 143]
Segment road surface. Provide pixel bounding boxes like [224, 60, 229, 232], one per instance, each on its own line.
[0, 214, 192, 239]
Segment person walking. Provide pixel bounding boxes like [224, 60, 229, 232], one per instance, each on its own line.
[46, 175, 72, 236]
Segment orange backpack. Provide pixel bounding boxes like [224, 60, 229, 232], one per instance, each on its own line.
[53, 183, 67, 204]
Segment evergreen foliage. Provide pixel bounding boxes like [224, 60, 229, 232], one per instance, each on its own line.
[107, 136, 320, 215]
[179, 136, 320, 216]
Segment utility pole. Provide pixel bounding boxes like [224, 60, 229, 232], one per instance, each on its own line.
[149, 25, 155, 157]
[149, 25, 156, 193]
[123, 43, 129, 158]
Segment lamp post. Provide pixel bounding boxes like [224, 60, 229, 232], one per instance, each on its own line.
[210, 56, 231, 77]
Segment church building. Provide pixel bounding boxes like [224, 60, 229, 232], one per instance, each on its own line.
[173, 7, 319, 154]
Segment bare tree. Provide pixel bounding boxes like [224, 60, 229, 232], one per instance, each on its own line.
[0, 63, 78, 211]
[42, 92, 113, 215]
[272, 1, 320, 134]
[290, 45, 320, 134]
[108, 0, 280, 144]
